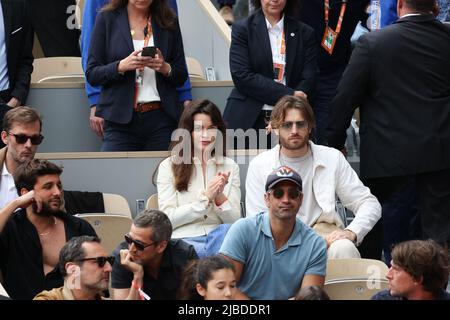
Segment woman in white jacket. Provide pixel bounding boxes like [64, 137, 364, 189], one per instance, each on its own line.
[157, 100, 241, 257]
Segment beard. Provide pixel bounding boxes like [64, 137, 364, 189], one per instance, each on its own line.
[33, 200, 61, 217]
[279, 133, 308, 151]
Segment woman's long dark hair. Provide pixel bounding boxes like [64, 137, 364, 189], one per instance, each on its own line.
[250, 0, 299, 17]
[169, 99, 227, 192]
[102, 0, 176, 30]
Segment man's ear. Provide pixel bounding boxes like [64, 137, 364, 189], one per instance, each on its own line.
[1, 131, 8, 145]
[264, 192, 270, 208]
[156, 240, 168, 254]
[66, 262, 79, 276]
[414, 275, 424, 286]
[20, 187, 30, 196]
[397, 0, 404, 16]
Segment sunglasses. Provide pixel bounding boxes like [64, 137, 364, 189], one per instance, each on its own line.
[280, 121, 308, 130]
[124, 234, 157, 251]
[77, 256, 115, 268]
[269, 187, 301, 200]
[8, 132, 44, 145]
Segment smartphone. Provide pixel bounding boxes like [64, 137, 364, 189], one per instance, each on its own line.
[142, 46, 157, 58]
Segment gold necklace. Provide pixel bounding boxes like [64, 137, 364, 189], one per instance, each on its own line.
[39, 216, 58, 237]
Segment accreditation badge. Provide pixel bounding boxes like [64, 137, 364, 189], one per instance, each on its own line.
[321, 26, 338, 55]
[273, 62, 285, 83]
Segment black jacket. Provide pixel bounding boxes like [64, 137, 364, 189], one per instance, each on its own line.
[223, 9, 318, 130]
[1, 0, 33, 103]
[86, 6, 188, 125]
[327, 15, 450, 179]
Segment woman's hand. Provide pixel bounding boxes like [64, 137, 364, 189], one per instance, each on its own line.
[216, 172, 230, 195]
[215, 172, 230, 206]
[205, 176, 223, 202]
[142, 48, 171, 76]
[117, 49, 146, 73]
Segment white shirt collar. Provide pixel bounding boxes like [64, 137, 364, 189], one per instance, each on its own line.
[400, 12, 430, 18]
[265, 15, 284, 32]
[1, 162, 11, 176]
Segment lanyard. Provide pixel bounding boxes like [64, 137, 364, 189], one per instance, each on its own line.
[134, 18, 153, 108]
[143, 18, 153, 47]
[280, 30, 286, 56]
[324, 0, 347, 35]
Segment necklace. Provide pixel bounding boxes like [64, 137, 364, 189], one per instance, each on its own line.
[39, 216, 58, 237]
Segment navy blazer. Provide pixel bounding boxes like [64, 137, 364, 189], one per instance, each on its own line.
[223, 10, 318, 130]
[86, 7, 188, 124]
[1, 0, 34, 103]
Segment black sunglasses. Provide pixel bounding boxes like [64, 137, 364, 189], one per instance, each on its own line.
[280, 121, 308, 130]
[8, 132, 44, 145]
[124, 234, 157, 251]
[77, 256, 115, 268]
[269, 187, 301, 200]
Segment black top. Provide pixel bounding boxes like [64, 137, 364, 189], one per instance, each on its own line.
[294, 0, 369, 73]
[0, 209, 97, 300]
[25, 0, 81, 57]
[371, 289, 450, 300]
[327, 14, 450, 178]
[1, 0, 34, 103]
[111, 239, 198, 300]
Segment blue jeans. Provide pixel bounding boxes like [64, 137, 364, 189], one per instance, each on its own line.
[102, 109, 176, 151]
[182, 224, 231, 258]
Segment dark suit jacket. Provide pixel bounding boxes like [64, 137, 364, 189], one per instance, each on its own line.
[86, 7, 188, 124]
[327, 15, 450, 179]
[1, 0, 34, 103]
[223, 9, 318, 130]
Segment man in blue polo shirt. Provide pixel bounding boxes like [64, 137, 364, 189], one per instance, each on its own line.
[220, 166, 327, 300]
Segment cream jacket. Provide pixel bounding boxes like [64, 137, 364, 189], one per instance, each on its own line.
[245, 143, 381, 245]
[157, 156, 241, 239]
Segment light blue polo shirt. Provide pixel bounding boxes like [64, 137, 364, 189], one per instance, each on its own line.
[220, 212, 327, 300]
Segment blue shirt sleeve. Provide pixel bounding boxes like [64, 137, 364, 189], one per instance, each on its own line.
[304, 236, 327, 277]
[219, 218, 249, 264]
[80, 0, 107, 107]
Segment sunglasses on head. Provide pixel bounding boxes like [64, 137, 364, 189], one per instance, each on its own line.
[280, 121, 308, 130]
[269, 187, 301, 200]
[124, 233, 157, 251]
[8, 132, 44, 145]
[77, 256, 115, 267]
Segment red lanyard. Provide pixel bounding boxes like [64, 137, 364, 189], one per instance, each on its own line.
[324, 0, 347, 35]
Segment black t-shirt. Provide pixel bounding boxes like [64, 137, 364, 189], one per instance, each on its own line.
[0, 209, 97, 300]
[294, 0, 369, 73]
[111, 239, 198, 300]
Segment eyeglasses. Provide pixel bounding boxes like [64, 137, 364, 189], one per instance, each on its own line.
[124, 234, 157, 251]
[269, 187, 301, 200]
[76, 256, 115, 267]
[8, 132, 44, 145]
[280, 121, 308, 130]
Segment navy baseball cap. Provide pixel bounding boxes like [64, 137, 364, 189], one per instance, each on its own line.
[265, 166, 303, 191]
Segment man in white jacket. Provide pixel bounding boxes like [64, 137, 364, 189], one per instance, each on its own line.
[245, 95, 381, 258]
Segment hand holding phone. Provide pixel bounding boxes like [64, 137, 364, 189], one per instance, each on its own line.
[142, 46, 157, 58]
